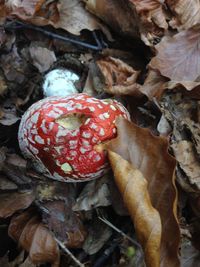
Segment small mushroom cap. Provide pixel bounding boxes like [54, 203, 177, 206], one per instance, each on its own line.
[18, 93, 130, 182]
[43, 69, 79, 97]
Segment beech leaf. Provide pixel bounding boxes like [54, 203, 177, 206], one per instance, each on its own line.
[104, 118, 180, 267]
[8, 210, 60, 267]
[96, 56, 141, 96]
[167, 0, 200, 30]
[0, 192, 35, 218]
[150, 27, 200, 81]
[108, 151, 161, 267]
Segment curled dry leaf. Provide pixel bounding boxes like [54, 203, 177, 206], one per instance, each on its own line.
[104, 118, 180, 267]
[150, 26, 200, 82]
[96, 56, 141, 96]
[0, 191, 35, 218]
[8, 210, 60, 267]
[140, 70, 168, 99]
[167, 0, 200, 30]
[171, 141, 200, 190]
[6, 0, 109, 36]
[128, 0, 168, 45]
[108, 151, 161, 267]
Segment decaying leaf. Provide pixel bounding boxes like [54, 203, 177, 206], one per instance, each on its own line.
[0, 191, 35, 218]
[140, 70, 168, 99]
[84, 0, 139, 38]
[104, 117, 180, 267]
[8, 210, 60, 267]
[96, 56, 141, 96]
[171, 141, 200, 190]
[73, 175, 111, 211]
[150, 26, 200, 82]
[29, 45, 56, 73]
[40, 200, 87, 248]
[83, 219, 112, 255]
[128, 0, 168, 45]
[6, 0, 109, 36]
[108, 151, 161, 267]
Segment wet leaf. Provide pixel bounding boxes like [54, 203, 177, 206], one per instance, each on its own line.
[150, 26, 200, 82]
[8, 210, 60, 267]
[104, 117, 180, 267]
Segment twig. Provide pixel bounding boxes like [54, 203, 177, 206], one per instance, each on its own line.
[4, 20, 106, 51]
[55, 237, 85, 267]
[98, 216, 142, 249]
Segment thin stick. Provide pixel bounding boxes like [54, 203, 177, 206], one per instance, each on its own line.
[55, 237, 85, 267]
[98, 216, 142, 249]
[5, 20, 104, 51]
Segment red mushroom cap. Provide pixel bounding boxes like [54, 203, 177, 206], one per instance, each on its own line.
[18, 93, 130, 182]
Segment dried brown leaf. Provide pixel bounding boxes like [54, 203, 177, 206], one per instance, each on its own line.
[6, 0, 109, 36]
[167, 0, 200, 30]
[140, 70, 168, 99]
[108, 151, 161, 267]
[128, 0, 168, 45]
[150, 26, 200, 82]
[8, 210, 60, 267]
[171, 141, 200, 190]
[84, 0, 139, 38]
[29, 46, 56, 73]
[0, 192, 35, 218]
[104, 118, 180, 267]
[96, 56, 141, 96]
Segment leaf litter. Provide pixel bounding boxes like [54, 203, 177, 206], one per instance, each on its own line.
[0, 1, 200, 267]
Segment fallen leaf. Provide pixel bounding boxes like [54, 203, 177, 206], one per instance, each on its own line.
[83, 219, 112, 255]
[0, 45, 29, 84]
[167, 0, 200, 30]
[96, 56, 141, 96]
[8, 210, 60, 267]
[40, 200, 87, 248]
[104, 117, 180, 267]
[181, 239, 200, 267]
[150, 26, 200, 81]
[29, 45, 56, 73]
[108, 151, 161, 267]
[73, 175, 111, 211]
[6, 0, 109, 37]
[128, 0, 168, 45]
[171, 141, 200, 190]
[0, 191, 35, 218]
[84, 0, 139, 39]
[140, 70, 168, 99]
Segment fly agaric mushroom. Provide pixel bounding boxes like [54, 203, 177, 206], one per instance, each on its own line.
[18, 93, 129, 182]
